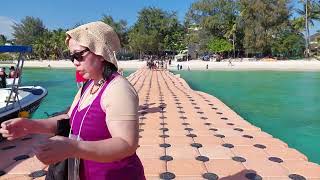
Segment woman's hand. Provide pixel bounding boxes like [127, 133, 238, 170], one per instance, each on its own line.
[0, 118, 33, 140]
[34, 136, 78, 165]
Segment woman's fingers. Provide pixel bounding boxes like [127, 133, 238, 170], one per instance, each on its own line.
[0, 128, 9, 135]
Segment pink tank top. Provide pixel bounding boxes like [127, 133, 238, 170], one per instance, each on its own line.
[70, 73, 145, 180]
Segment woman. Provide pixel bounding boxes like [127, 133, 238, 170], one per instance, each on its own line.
[0, 21, 145, 180]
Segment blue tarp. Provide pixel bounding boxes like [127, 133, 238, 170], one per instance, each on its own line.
[0, 46, 32, 53]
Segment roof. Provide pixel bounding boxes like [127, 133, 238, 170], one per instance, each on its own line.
[310, 32, 320, 42]
[0, 46, 32, 53]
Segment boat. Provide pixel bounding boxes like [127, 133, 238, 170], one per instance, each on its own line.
[0, 86, 47, 121]
[0, 46, 48, 124]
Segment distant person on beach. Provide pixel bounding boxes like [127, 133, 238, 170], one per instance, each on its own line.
[0, 67, 8, 77]
[228, 58, 233, 66]
[206, 64, 209, 70]
[0, 67, 7, 88]
[177, 63, 179, 70]
[0, 21, 145, 180]
[75, 70, 86, 88]
[8, 66, 19, 78]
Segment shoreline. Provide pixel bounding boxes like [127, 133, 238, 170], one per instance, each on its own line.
[1, 59, 320, 71]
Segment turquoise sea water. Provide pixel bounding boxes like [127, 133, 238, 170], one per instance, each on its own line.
[174, 70, 320, 164]
[19, 68, 319, 164]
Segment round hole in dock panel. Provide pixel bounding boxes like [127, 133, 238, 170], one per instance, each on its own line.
[196, 155, 209, 162]
[202, 173, 219, 180]
[232, 156, 246, 162]
[253, 144, 266, 149]
[159, 143, 171, 148]
[268, 157, 283, 163]
[222, 143, 234, 148]
[186, 134, 197, 138]
[191, 143, 203, 148]
[288, 174, 306, 180]
[29, 170, 47, 178]
[245, 173, 262, 180]
[214, 134, 225, 138]
[159, 172, 175, 180]
[14, 155, 30, 161]
[233, 128, 243, 132]
[209, 128, 218, 131]
[159, 135, 169, 138]
[243, 135, 254, 139]
[160, 155, 173, 161]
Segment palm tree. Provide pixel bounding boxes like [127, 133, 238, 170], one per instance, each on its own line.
[296, 0, 320, 57]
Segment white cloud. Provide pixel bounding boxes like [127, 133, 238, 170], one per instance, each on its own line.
[0, 16, 17, 39]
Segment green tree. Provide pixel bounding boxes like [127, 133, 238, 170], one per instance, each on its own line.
[186, 0, 239, 38]
[101, 15, 128, 47]
[207, 37, 233, 53]
[296, 1, 320, 30]
[32, 30, 51, 59]
[185, 0, 241, 55]
[239, 0, 290, 55]
[271, 30, 305, 58]
[128, 7, 185, 55]
[296, 0, 320, 56]
[12, 16, 47, 45]
[32, 29, 67, 60]
[50, 29, 67, 59]
[0, 35, 7, 45]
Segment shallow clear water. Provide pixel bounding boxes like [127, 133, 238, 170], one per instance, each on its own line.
[174, 70, 320, 164]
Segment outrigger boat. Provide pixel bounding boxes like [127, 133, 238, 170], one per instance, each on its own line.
[0, 46, 47, 124]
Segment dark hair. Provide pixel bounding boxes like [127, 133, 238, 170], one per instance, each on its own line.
[102, 61, 118, 80]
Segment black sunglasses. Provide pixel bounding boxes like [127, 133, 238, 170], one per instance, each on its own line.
[69, 48, 90, 62]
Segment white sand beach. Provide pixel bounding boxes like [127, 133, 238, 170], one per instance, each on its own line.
[1, 58, 320, 71]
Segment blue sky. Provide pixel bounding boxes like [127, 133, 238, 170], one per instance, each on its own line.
[0, 0, 319, 39]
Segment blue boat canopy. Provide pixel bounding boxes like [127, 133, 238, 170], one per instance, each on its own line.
[0, 46, 32, 53]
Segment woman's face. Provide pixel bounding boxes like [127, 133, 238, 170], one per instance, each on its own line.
[68, 38, 104, 80]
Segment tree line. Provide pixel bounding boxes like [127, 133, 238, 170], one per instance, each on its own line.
[0, 0, 320, 61]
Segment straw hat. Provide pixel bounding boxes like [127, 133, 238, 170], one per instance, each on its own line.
[66, 21, 121, 68]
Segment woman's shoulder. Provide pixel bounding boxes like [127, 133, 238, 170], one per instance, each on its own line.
[104, 75, 138, 97]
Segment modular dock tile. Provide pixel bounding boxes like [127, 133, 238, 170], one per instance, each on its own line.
[140, 158, 166, 176]
[205, 159, 246, 177]
[4, 155, 46, 175]
[242, 158, 290, 177]
[167, 159, 206, 176]
[281, 160, 320, 178]
[136, 145, 165, 159]
[198, 144, 235, 160]
[165, 145, 199, 160]
[0, 68, 319, 179]
[0, 174, 33, 180]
